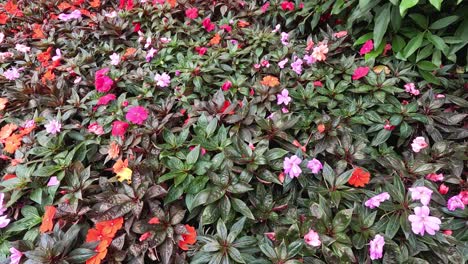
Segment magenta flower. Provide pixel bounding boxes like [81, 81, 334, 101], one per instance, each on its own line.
[365, 192, 390, 209]
[126, 106, 149, 125]
[3, 67, 20, 81]
[411, 137, 428, 152]
[88, 122, 104, 135]
[221, 81, 232, 91]
[261, 2, 270, 13]
[45, 120, 61, 135]
[277, 89, 291, 105]
[280, 32, 289, 46]
[47, 176, 60, 187]
[202, 18, 215, 32]
[304, 229, 321, 247]
[0, 215, 10, 228]
[95, 68, 114, 93]
[404, 83, 420, 96]
[360, 39, 374, 55]
[58, 10, 82, 21]
[283, 155, 302, 178]
[154, 72, 171, 87]
[369, 234, 385, 260]
[112, 121, 129, 138]
[291, 57, 303, 75]
[97, 94, 116, 106]
[447, 195, 465, 211]
[425, 173, 443, 182]
[409, 186, 432, 206]
[10, 247, 22, 264]
[352, 67, 369, 80]
[408, 206, 441, 236]
[278, 58, 289, 69]
[307, 158, 323, 174]
[185, 7, 198, 19]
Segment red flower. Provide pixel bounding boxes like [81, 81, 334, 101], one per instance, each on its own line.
[348, 167, 370, 187]
[439, 184, 449, 195]
[359, 40, 374, 55]
[178, 225, 197, 250]
[133, 22, 141, 32]
[195, 46, 207, 55]
[352, 67, 369, 80]
[111, 121, 129, 138]
[119, 0, 134, 10]
[185, 7, 198, 19]
[202, 18, 215, 32]
[281, 1, 294, 11]
[39, 206, 56, 233]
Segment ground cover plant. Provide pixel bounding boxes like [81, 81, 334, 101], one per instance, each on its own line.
[0, 0, 467, 263]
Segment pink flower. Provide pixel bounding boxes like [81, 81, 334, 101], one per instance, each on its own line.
[10, 247, 22, 264]
[307, 158, 323, 174]
[304, 229, 321, 246]
[369, 234, 385, 260]
[404, 83, 420, 96]
[202, 18, 215, 32]
[303, 54, 316, 65]
[15, 44, 30, 53]
[283, 155, 302, 178]
[352, 67, 369, 80]
[278, 58, 289, 69]
[189, 146, 207, 156]
[160, 37, 171, 44]
[185, 8, 198, 19]
[439, 184, 449, 195]
[411, 137, 428, 152]
[261, 60, 270, 68]
[264, 232, 275, 241]
[291, 57, 303, 75]
[52, 49, 62, 62]
[435, 94, 445, 99]
[311, 43, 328, 61]
[360, 40, 374, 55]
[110, 53, 121, 66]
[334, 31, 348, 38]
[281, 1, 295, 11]
[195, 47, 207, 56]
[277, 89, 291, 105]
[112, 121, 129, 138]
[126, 106, 149, 125]
[0, 52, 14, 62]
[47, 176, 59, 187]
[383, 121, 395, 131]
[97, 94, 116, 106]
[281, 107, 289, 113]
[95, 68, 114, 93]
[0, 193, 6, 215]
[280, 32, 289, 46]
[459, 191, 468, 205]
[426, 173, 443, 182]
[146, 48, 158, 62]
[442, 230, 452, 235]
[58, 10, 82, 21]
[0, 215, 10, 228]
[365, 192, 390, 209]
[3, 67, 20, 81]
[45, 120, 61, 135]
[154, 72, 171, 87]
[220, 24, 232, 32]
[88, 122, 104, 135]
[408, 186, 432, 206]
[447, 195, 465, 211]
[261, 2, 270, 13]
[313, 81, 323, 87]
[221, 81, 232, 91]
[408, 206, 441, 236]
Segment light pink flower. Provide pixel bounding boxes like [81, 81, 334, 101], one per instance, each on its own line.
[303, 54, 316, 65]
[3, 67, 20, 81]
[409, 186, 432, 206]
[278, 58, 289, 69]
[281, 107, 289, 113]
[360, 40, 374, 55]
[45, 120, 61, 135]
[104, 11, 117, 18]
[447, 195, 465, 211]
[365, 192, 390, 209]
[0, 193, 6, 215]
[0, 32, 4, 44]
[435, 94, 445, 99]
[58, 10, 82, 21]
[411, 137, 428, 152]
[15, 44, 30, 53]
[144, 37, 152, 49]
[334, 31, 348, 38]
[307, 158, 323, 174]
[404, 83, 420, 96]
[97, 94, 116, 106]
[272, 24, 281, 33]
[24, 119, 36, 129]
[47, 176, 59, 187]
[304, 229, 321, 246]
[280, 32, 289, 46]
[283, 155, 302, 178]
[10, 247, 22, 264]
[126, 106, 149, 125]
[0, 52, 14, 62]
[369, 234, 385, 260]
[408, 206, 441, 236]
[88, 122, 104, 135]
[291, 57, 303, 75]
[352, 67, 369, 80]
[52, 49, 62, 62]
[74, 76, 82, 84]
[146, 48, 158, 62]
[110, 53, 121, 65]
[311, 43, 328, 61]
[160, 37, 171, 44]
[154, 72, 171, 87]
[0, 215, 10, 228]
[426, 173, 443, 182]
[277, 89, 291, 105]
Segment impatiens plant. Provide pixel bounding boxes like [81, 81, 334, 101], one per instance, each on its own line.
[0, 0, 466, 263]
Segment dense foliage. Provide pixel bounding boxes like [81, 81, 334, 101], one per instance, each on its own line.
[0, 0, 467, 263]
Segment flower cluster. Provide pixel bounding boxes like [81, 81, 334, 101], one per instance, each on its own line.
[86, 218, 124, 264]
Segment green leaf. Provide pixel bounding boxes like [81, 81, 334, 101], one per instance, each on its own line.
[399, 0, 419, 16]
[417, 61, 438, 71]
[429, 16, 459, 30]
[333, 208, 353, 232]
[322, 163, 335, 187]
[385, 214, 400, 239]
[418, 69, 441, 85]
[30, 188, 42, 204]
[227, 217, 246, 243]
[216, 219, 228, 240]
[428, 0, 442, 10]
[231, 198, 254, 220]
[371, 129, 392, 146]
[228, 247, 245, 263]
[393, 176, 405, 203]
[33, 165, 61, 177]
[402, 32, 424, 59]
[264, 148, 288, 161]
[392, 35, 406, 52]
[408, 13, 428, 29]
[354, 33, 373, 46]
[426, 32, 449, 54]
[186, 145, 200, 165]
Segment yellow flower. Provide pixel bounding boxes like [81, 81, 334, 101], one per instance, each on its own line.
[113, 159, 132, 183]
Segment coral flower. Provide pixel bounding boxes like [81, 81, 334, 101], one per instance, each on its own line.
[39, 206, 56, 233]
[113, 159, 132, 182]
[126, 106, 149, 125]
[260, 75, 280, 87]
[148, 217, 160, 224]
[348, 167, 370, 187]
[0, 98, 8, 110]
[178, 225, 197, 250]
[108, 141, 120, 159]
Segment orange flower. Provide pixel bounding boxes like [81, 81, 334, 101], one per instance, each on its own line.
[113, 159, 132, 182]
[317, 124, 326, 133]
[32, 24, 46, 39]
[37, 47, 52, 67]
[0, 124, 18, 140]
[58, 2, 73, 10]
[86, 241, 108, 264]
[209, 33, 221, 45]
[0, 98, 8, 110]
[260, 76, 279, 87]
[122, 48, 137, 60]
[5, 0, 23, 17]
[86, 217, 123, 264]
[178, 224, 197, 250]
[237, 20, 250, 28]
[167, 0, 176, 7]
[39, 206, 56, 233]
[89, 0, 100, 8]
[41, 69, 55, 84]
[3, 134, 22, 154]
[348, 167, 370, 187]
[108, 141, 120, 159]
[0, 13, 8, 24]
